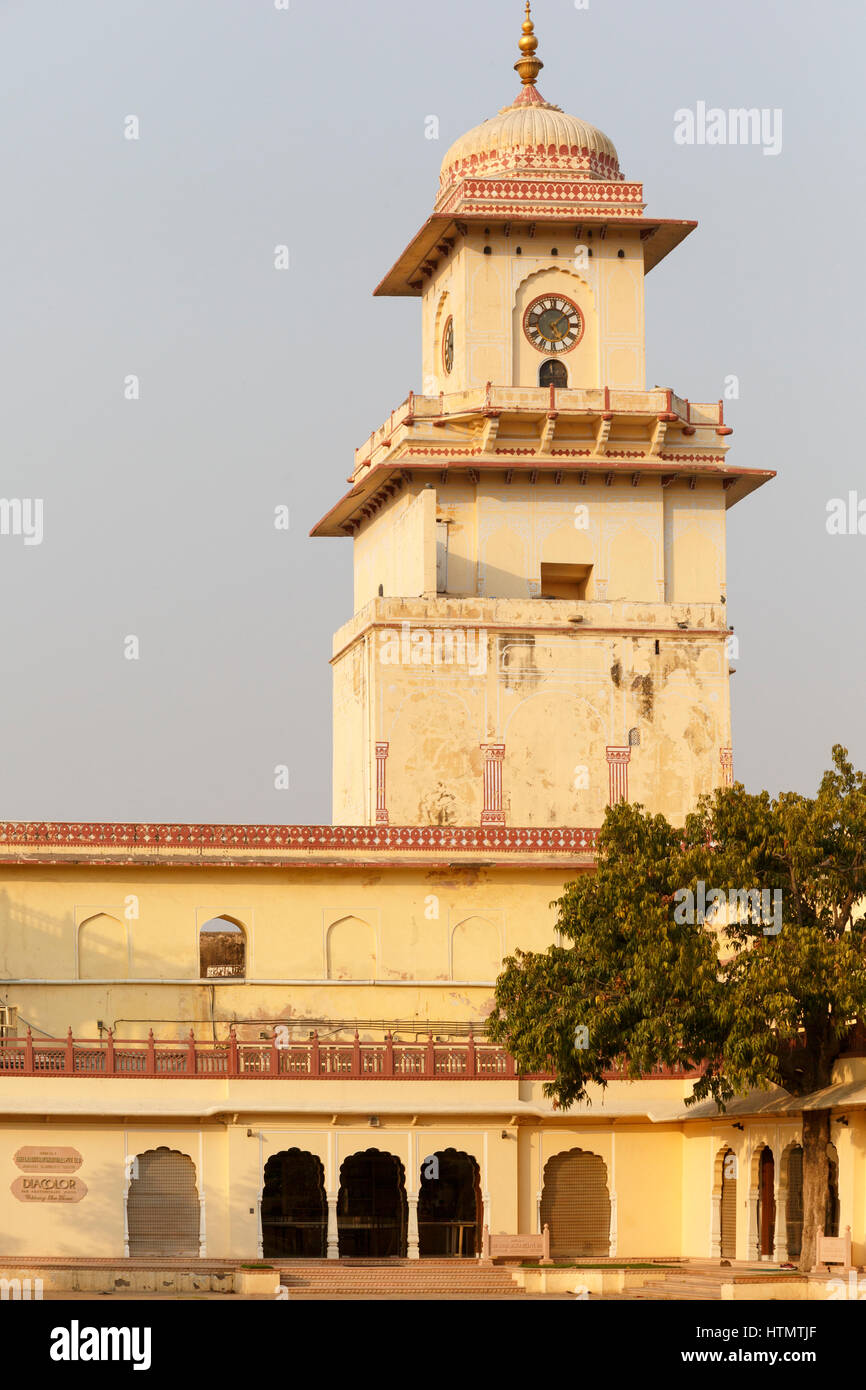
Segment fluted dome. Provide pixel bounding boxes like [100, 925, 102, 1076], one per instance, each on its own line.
[438, 87, 622, 195]
[433, 6, 632, 219]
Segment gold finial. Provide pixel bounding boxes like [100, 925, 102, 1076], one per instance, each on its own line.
[514, 2, 543, 86]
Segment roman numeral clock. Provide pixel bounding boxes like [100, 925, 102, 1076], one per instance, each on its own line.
[523, 294, 584, 353]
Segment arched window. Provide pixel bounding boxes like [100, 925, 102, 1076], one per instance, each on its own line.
[539, 359, 567, 388]
[199, 916, 246, 979]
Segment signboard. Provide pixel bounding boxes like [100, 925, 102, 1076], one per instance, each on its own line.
[14, 1146, 83, 1173]
[11, 1175, 88, 1203]
[486, 1235, 541, 1255]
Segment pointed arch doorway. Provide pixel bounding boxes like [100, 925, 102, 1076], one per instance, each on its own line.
[418, 1149, 482, 1256]
[261, 1149, 327, 1258]
[758, 1147, 776, 1257]
[126, 1147, 201, 1257]
[337, 1150, 408, 1258]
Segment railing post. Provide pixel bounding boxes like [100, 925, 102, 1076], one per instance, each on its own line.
[467, 1027, 476, 1078]
[228, 1025, 238, 1077]
[311, 1030, 320, 1077]
[425, 1032, 436, 1079]
[384, 1030, 394, 1078]
[24, 1027, 33, 1074]
[146, 1028, 156, 1077]
[65, 1027, 74, 1074]
[505, 1051, 516, 1079]
[187, 1029, 197, 1075]
[106, 1027, 115, 1076]
[270, 1033, 279, 1076]
[352, 1030, 361, 1078]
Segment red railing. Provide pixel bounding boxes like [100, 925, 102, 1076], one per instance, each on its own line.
[0, 1028, 519, 1080]
[0, 1028, 695, 1081]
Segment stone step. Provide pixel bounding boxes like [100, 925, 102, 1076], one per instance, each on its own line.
[606, 1277, 723, 1301]
[279, 1265, 526, 1297]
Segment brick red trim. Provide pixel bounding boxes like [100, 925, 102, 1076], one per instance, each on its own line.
[480, 744, 506, 826]
[606, 746, 631, 805]
[374, 743, 390, 825]
[720, 747, 734, 787]
[0, 821, 597, 854]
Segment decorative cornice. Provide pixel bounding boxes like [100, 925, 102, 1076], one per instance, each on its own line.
[0, 821, 598, 857]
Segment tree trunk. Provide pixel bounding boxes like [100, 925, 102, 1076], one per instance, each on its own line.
[799, 1109, 831, 1272]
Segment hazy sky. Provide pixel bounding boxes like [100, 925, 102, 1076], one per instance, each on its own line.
[0, 0, 863, 826]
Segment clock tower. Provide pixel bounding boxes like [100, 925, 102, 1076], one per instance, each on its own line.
[312, 5, 774, 831]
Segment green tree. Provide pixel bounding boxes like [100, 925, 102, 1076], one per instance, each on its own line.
[488, 746, 866, 1272]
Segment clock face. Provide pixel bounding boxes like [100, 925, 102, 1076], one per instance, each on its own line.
[523, 295, 583, 353]
[442, 316, 454, 374]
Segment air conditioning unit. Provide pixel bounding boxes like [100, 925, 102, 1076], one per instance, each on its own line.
[0, 1006, 19, 1039]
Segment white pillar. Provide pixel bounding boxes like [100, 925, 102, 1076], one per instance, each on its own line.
[774, 1180, 788, 1263]
[748, 1185, 760, 1260]
[609, 1192, 618, 1257]
[407, 1195, 420, 1260]
[197, 1132, 207, 1258]
[710, 1191, 722, 1259]
[326, 1196, 339, 1259]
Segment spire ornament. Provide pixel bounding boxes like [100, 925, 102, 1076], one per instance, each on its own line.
[514, 2, 543, 87]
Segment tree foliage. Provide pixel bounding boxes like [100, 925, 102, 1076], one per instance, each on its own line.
[488, 746, 866, 1268]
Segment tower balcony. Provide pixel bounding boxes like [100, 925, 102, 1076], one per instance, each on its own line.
[312, 386, 772, 538]
[332, 595, 730, 661]
[353, 383, 727, 477]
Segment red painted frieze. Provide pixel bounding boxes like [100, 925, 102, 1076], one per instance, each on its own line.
[0, 821, 599, 854]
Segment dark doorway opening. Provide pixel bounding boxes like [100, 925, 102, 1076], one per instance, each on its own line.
[826, 1144, 840, 1237]
[261, 1149, 327, 1258]
[418, 1149, 482, 1256]
[539, 359, 568, 388]
[338, 1149, 407, 1258]
[758, 1147, 776, 1257]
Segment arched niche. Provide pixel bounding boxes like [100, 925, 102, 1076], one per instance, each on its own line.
[78, 913, 128, 980]
[450, 916, 502, 981]
[326, 915, 376, 980]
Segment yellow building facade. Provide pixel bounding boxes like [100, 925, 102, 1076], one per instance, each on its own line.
[2, 9, 862, 1278]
